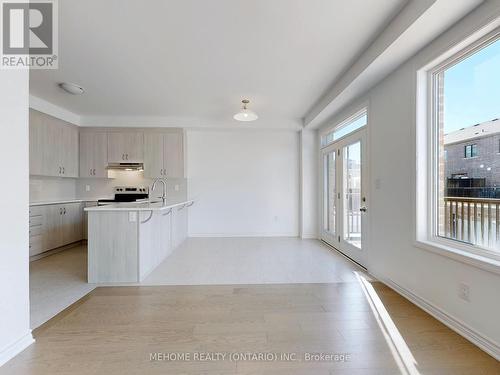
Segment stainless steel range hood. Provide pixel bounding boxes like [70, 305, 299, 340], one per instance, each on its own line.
[106, 163, 144, 171]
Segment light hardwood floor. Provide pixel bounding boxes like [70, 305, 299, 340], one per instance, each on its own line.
[4, 281, 499, 374]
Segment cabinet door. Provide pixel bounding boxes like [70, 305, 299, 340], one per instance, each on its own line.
[43, 205, 63, 250]
[80, 132, 108, 178]
[29, 110, 44, 175]
[144, 133, 164, 178]
[60, 124, 79, 177]
[42, 119, 62, 177]
[62, 203, 83, 244]
[93, 132, 108, 177]
[164, 132, 184, 178]
[79, 132, 94, 178]
[108, 132, 144, 163]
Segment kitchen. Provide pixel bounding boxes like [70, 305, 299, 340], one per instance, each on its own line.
[29, 109, 193, 327]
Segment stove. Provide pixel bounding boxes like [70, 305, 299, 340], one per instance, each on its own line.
[97, 186, 149, 206]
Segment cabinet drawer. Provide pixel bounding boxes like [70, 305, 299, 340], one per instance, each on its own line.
[30, 234, 43, 245]
[29, 235, 43, 256]
[29, 215, 43, 226]
[29, 206, 43, 216]
[29, 225, 43, 237]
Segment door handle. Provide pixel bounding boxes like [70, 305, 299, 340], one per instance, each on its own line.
[360, 206, 367, 212]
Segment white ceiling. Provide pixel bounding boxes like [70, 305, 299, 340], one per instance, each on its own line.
[29, 0, 407, 128]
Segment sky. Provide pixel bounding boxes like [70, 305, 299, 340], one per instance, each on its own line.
[444, 38, 500, 134]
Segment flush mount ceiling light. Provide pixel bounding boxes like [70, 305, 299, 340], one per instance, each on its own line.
[233, 99, 258, 122]
[59, 82, 85, 95]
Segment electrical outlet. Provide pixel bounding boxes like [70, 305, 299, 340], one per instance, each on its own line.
[458, 283, 470, 302]
[174, 184, 179, 192]
[85, 185, 91, 192]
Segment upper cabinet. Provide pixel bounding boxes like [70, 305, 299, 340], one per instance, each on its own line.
[29, 109, 79, 178]
[80, 132, 108, 178]
[107, 132, 144, 163]
[144, 131, 184, 179]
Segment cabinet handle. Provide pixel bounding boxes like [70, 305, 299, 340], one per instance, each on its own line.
[62, 167, 65, 174]
[63, 207, 66, 215]
[126, 154, 129, 160]
[90, 168, 92, 176]
[93, 169, 96, 175]
[59, 166, 62, 174]
[60, 208, 63, 215]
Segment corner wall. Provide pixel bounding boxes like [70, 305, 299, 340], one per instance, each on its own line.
[0, 70, 33, 365]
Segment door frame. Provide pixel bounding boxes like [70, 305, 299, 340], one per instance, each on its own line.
[320, 127, 369, 268]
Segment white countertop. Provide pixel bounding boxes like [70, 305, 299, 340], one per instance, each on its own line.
[84, 199, 193, 212]
[29, 198, 108, 206]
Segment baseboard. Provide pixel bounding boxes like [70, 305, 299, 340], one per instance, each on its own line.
[0, 331, 34, 367]
[371, 272, 500, 361]
[300, 233, 319, 239]
[188, 233, 299, 238]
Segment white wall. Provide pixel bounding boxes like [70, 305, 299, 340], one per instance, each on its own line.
[318, 1, 500, 356]
[0, 70, 34, 365]
[187, 129, 299, 237]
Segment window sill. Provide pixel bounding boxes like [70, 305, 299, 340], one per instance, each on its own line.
[415, 239, 500, 275]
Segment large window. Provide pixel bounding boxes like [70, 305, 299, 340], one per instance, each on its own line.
[420, 27, 500, 262]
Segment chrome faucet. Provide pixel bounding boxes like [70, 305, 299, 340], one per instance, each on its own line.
[151, 178, 167, 204]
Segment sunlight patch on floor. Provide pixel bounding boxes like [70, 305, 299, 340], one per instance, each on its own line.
[355, 271, 421, 375]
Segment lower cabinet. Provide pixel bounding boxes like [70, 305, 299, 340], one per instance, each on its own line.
[29, 202, 84, 257]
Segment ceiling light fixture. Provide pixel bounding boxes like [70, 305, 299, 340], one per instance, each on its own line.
[233, 99, 258, 122]
[59, 82, 85, 95]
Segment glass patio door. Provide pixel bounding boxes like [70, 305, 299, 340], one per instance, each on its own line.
[322, 128, 367, 267]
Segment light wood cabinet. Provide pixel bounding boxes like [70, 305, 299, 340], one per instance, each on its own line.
[29, 202, 84, 257]
[107, 132, 144, 163]
[80, 132, 108, 178]
[144, 131, 184, 178]
[29, 110, 45, 176]
[29, 109, 79, 178]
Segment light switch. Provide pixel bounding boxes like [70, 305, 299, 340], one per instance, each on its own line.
[85, 185, 91, 192]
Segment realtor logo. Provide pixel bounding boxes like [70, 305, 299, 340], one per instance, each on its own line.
[1, 0, 58, 69]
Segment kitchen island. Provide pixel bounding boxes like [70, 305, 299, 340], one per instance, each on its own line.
[85, 199, 193, 283]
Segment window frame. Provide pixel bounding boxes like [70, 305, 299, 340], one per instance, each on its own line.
[464, 144, 477, 158]
[416, 25, 500, 273]
[320, 108, 368, 148]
